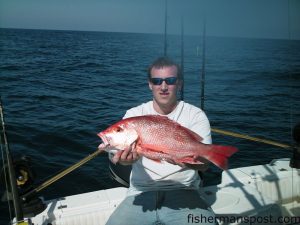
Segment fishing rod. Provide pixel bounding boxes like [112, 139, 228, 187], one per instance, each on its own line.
[211, 127, 292, 150]
[21, 148, 104, 202]
[0, 98, 29, 225]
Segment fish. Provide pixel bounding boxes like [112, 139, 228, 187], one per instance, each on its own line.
[97, 115, 238, 170]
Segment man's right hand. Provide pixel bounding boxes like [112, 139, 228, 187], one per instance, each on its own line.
[112, 142, 140, 165]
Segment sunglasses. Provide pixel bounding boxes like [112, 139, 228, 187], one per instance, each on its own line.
[150, 77, 178, 85]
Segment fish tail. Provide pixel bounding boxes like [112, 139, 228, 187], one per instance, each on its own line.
[203, 145, 238, 170]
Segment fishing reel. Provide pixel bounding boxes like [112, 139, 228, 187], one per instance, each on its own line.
[1, 155, 36, 197]
[1, 155, 45, 216]
[290, 123, 300, 169]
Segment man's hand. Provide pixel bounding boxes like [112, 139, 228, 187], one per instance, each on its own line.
[112, 142, 140, 165]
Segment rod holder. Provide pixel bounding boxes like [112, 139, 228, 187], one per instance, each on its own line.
[290, 123, 300, 169]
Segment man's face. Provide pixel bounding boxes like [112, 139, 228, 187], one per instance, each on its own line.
[148, 65, 180, 108]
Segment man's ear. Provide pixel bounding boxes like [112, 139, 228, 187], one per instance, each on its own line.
[148, 80, 153, 91]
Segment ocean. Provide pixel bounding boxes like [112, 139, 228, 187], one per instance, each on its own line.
[0, 28, 299, 224]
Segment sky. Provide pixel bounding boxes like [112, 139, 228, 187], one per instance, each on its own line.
[0, 0, 299, 40]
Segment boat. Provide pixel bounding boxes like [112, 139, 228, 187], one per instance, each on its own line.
[5, 121, 300, 225]
[11, 158, 300, 225]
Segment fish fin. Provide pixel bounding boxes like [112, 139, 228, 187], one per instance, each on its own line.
[177, 157, 203, 164]
[202, 145, 238, 170]
[140, 143, 171, 153]
[151, 158, 162, 163]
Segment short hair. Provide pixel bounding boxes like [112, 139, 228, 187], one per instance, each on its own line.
[147, 57, 182, 80]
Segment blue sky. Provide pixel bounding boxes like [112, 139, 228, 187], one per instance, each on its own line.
[0, 0, 299, 39]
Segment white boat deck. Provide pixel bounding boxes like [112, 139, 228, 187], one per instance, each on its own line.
[25, 158, 300, 225]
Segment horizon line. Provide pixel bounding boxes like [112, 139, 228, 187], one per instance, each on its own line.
[0, 26, 298, 41]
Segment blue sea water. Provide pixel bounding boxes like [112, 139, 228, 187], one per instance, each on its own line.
[0, 28, 299, 224]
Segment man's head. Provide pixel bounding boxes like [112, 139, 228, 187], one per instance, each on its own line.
[148, 57, 182, 114]
[147, 57, 182, 81]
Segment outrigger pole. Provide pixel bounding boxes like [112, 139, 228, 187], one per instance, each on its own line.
[200, 15, 206, 110]
[196, 12, 293, 151]
[0, 98, 28, 225]
[164, 0, 168, 56]
[180, 15, 184, 100]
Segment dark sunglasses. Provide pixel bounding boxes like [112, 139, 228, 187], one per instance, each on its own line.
[150, 77, 177, 85]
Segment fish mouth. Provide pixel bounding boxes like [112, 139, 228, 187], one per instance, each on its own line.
[97, 132, 109, 147]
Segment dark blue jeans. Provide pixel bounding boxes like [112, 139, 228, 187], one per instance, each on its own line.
[105, 189, 216, 225]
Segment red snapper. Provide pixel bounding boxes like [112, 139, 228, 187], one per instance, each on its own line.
[98, 115, 238, 170]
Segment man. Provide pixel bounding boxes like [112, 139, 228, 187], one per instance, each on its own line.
[105, 57, 216, 225]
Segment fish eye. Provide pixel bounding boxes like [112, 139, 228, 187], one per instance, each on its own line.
[116, 126, 123, 132]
